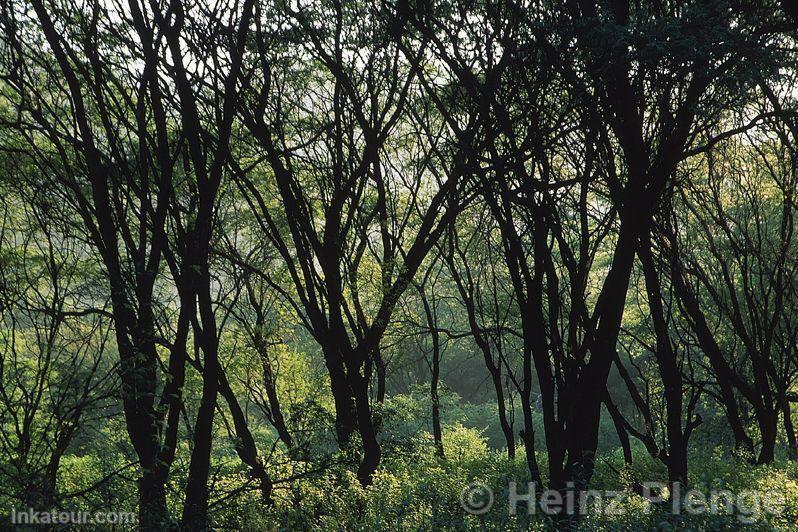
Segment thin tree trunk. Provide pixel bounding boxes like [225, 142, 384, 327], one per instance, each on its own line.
[519, 397, 543, 486]
[603, 394, 633, 465]
[431, 346, 444, 458]
[783, 398, 797, 460]
[640, 238, 688, 487]
[256, 338, 293, 449]
[422, 294, 445, 458]
[218, 371, 274, 505]
[374, 346, 387, 405]
[669, 262, 755, 457]
[181, 272, 221, 530]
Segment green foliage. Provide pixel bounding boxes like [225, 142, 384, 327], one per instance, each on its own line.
[181, 390, 798, 530]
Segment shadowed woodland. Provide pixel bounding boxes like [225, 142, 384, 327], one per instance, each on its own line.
[1, 0, 798, 530]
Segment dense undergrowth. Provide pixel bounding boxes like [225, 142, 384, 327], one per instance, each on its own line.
[27, 388, 798, 531]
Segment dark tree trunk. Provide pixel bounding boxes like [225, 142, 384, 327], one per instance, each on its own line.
[218, 370, 275, 504]
[640, 238, 688, 487]
[178, 210, 220, 532]
[374, 346, 387, 405]
[27, 3, 178, 525]
[519, 397, 543, 486]
[416, 268, 445, 457]
[321, 233, 383, 485]
[351, 371, 381, 485]
[254, 335, 293, 450]
[564, 215, 640, 490]
[431, 370, 444, 458]
[669, 262, 755, 457]
[166, 1, 254, 527]
[139, 467, 169, 531]
[324, 345, 359, 447]
[603, 394, 633, 465]
[427, 309, 444, 458]
[783, 398, 797, 460]
[445, 254, 516, 460]
[495, 372, 517, 461]
[262, 356, 294, 450]
[756, 403, 779, 464]
[181, 322, 220, 530]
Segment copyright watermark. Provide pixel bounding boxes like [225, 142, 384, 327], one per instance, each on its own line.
[460, 481, 494, 514]
[9, 508, 137, 526]
[460, 481, 786, 524]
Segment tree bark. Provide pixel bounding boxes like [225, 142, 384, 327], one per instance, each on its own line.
[783, 398, 797, 460]
[351, 371, 381, 485]
[640, 237, 688, 486]
[755, 403, 779, 464]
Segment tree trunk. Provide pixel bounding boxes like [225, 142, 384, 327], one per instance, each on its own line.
[324, 345, 358, 447]
[783, 398, 797, 460]
[352, 372, 381, 485]
[756, 404, 779, 464]
[374, 346, 387, 405]
[603, 394, 633, 465]
[139, 467, 169, 531]
[258, 342, 293, 449]
[564, 211, 640, 490]
[430, 331, 444, 458]
[668, 263, 755, 458]
[495, 372, 517, 461]
[519, 397, 543, 486]
[218, 370, 275, 504]
[640, 238, 688, 487]
[181, 277, 221, 531]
